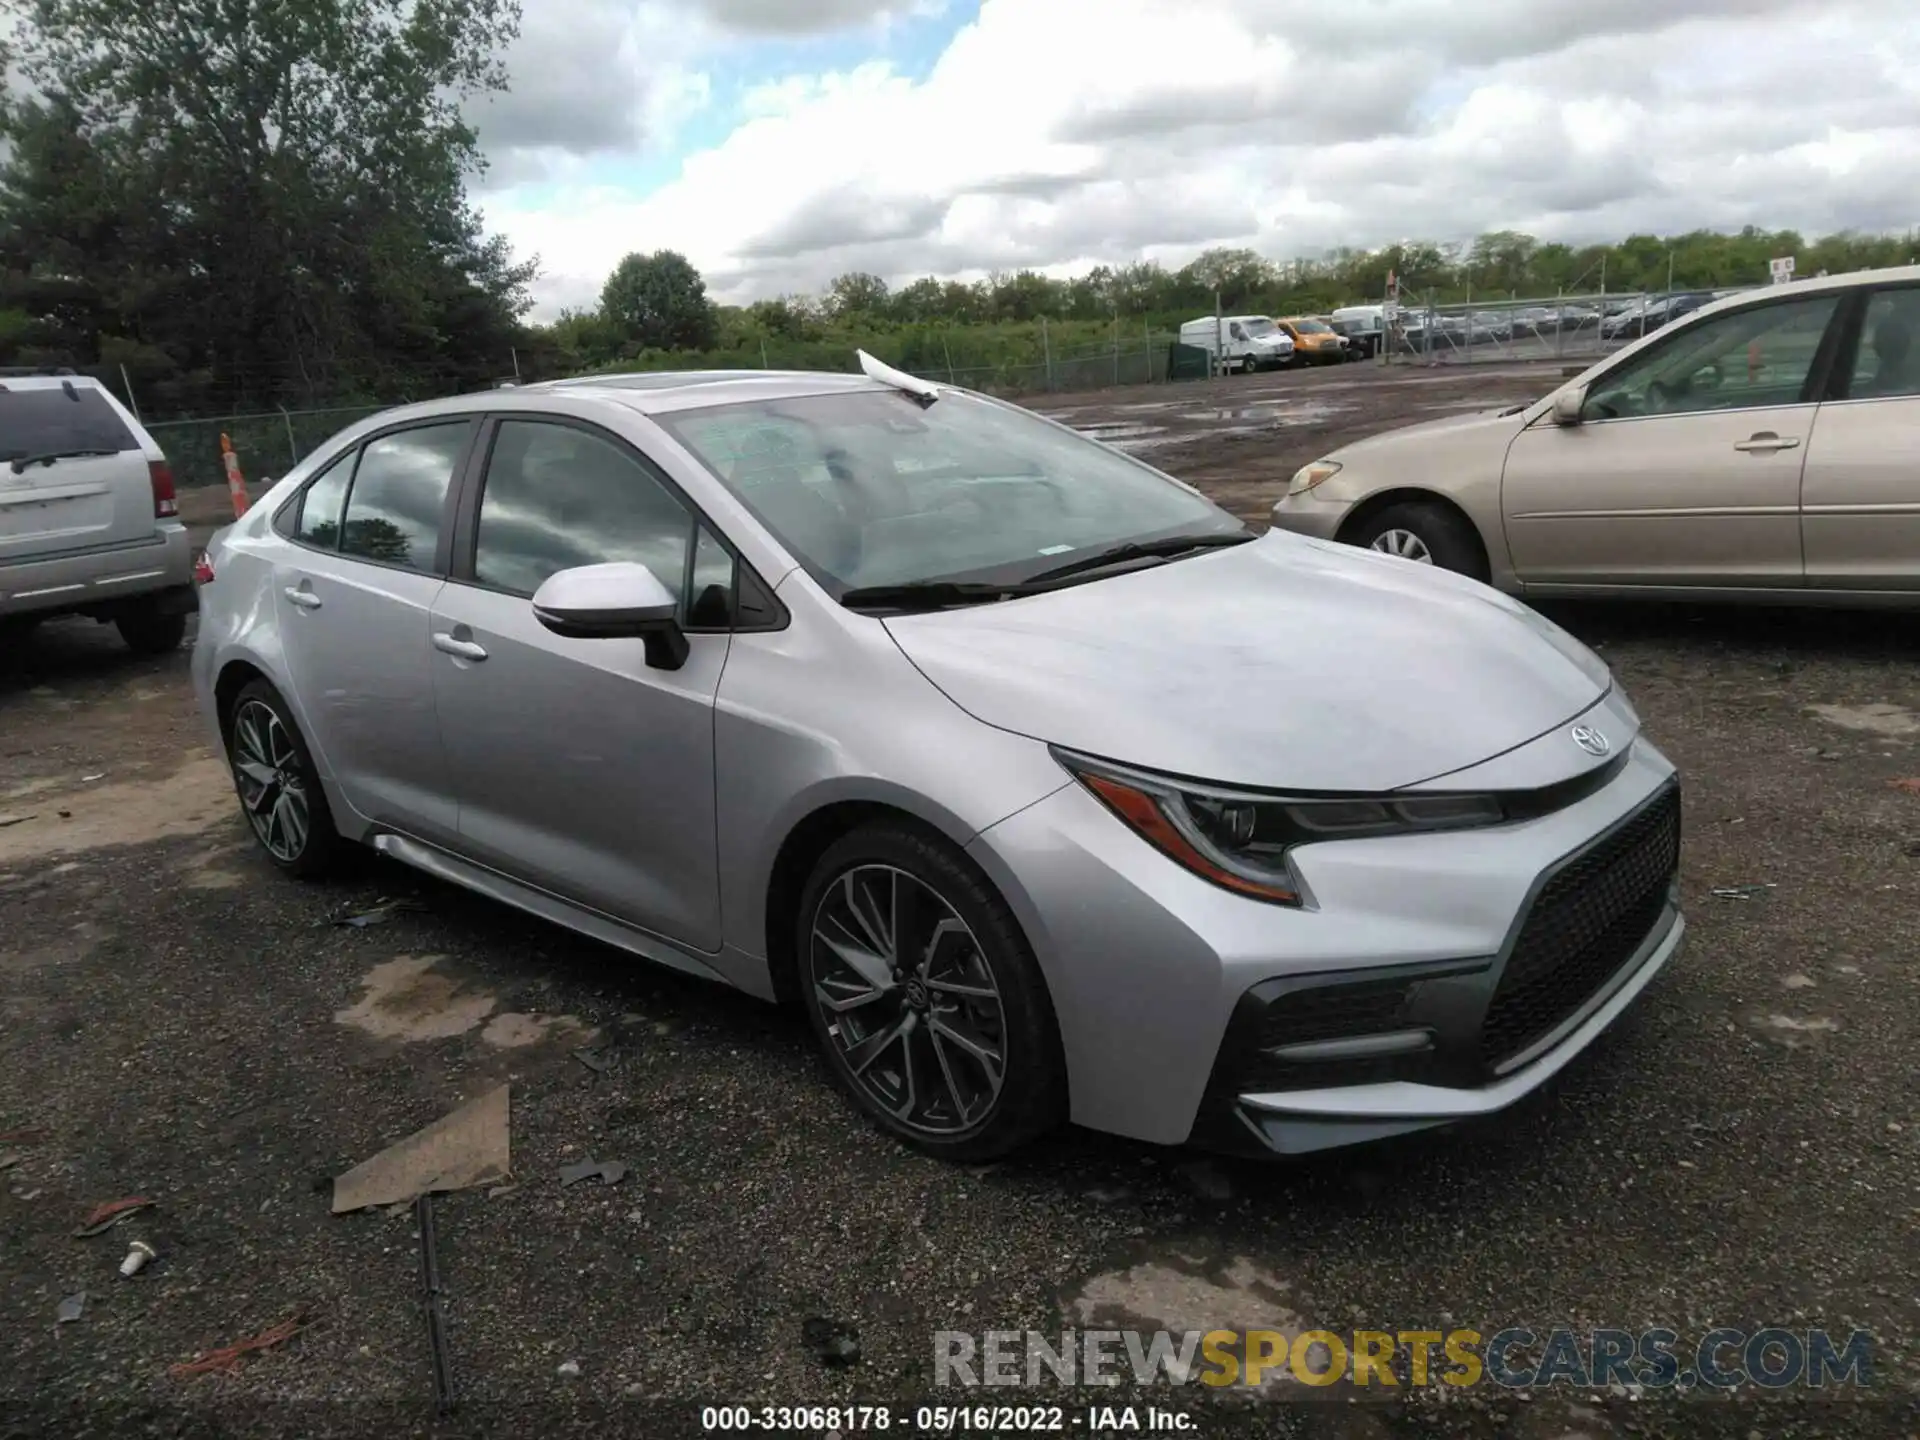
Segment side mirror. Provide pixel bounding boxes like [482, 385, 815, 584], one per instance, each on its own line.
[1551, 386, 1587, 427]
[531, 562, 689, 670]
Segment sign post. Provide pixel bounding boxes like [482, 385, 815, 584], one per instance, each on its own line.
[1769, 256, 1796, 286]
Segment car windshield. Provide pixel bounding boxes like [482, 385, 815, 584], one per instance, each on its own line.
[1292, 320, 1333, 335]
[0, 386, 138, 463]
[1240, 318, 1277, 336]
[659, 389, 1243, 594]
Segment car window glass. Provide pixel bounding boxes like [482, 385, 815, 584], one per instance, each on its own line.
[1584, 294, 1840, 421]
[338, 423, 467, 571]
[1229, 323, 1246, 340]
[286, 455, 351, 546]
[473, 420, 697, 609]
[662, 390, 1236, 592]
[1844, 289, 1920, 400]
[293, 456, 355, 552]
[0, 385, 138, 462]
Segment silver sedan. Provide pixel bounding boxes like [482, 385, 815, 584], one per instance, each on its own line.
[191, 359, 1684, 1160]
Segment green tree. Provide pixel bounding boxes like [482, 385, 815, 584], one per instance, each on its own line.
[598, 250, 717, 352]
[0, 0, 534, 411]
[825, 271, 891, 319]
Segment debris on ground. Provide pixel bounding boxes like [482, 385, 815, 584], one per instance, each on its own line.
[571, 1046, 613, 1074]
[800, 1316, 860, 1367]
[73, 1197, 157, 1238]
[169, 1311, 313, 1379]
[0, 1127, 50, 1144]
[56, 1292, 86, 1324]
[557, 1359, 582, 1378]
[331, 1085, 511, 1214]
[1709, 883, 1776, 901]
[558, 1159, 628, 1188]
[0, 813, 37, 829]
[1892, 777, 1920, 797]
[119, 1240, 157, 1277]
[417, 1194, 456, 1415]
[0, 1152, 19, 1172]
[329, 897, 428, 929]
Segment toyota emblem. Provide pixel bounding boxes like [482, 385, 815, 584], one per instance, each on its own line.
[1571, 725, 1611, 758]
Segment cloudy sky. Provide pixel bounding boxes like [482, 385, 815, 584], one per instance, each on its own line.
[470, 0, 1920, 318]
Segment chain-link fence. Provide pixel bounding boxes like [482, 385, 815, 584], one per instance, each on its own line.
[145, 403, 389, 489]
[1381, 287, 1767, 366]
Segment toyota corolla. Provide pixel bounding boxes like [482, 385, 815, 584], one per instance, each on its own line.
[191, 356, 1684, 1161]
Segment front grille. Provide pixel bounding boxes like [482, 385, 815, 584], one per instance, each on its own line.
[1480, 784, 1681, 1069]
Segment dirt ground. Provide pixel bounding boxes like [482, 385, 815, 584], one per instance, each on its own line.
[3, 364, 1918, 1439]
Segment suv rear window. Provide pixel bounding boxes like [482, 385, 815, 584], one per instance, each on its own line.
[0, 385, 139, 464]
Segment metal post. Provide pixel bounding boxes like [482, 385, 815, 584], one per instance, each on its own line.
[118, 365, 142, 423]
[278, 404, 299, 466]
[1666, 251, 1675, 298]
[1041, 316, 1053, 390]
[760, 338, 769, 369]
[1113, 314, 1120, 387]
[1145, 318, 1153, 382]
[510, 348, 521, 380]
[943, 336, 955, 384]
[1213, 290, 1223, 378]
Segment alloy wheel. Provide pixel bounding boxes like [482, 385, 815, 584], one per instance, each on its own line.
[230, 699, 311, 863]
[1370, 528, 1434, 564]
[809, 864, 1008, 1136]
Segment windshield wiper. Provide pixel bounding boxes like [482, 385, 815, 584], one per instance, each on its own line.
[838, 580, 1040, 612]
[1021, 530, 1255, 586]
[7, 448, 118, 475]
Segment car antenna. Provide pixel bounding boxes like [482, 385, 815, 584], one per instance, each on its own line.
[856, 349, 941, 408]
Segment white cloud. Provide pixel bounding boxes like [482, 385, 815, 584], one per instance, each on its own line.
[479, 0, 1920, 316]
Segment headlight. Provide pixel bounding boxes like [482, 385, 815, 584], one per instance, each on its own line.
[1288, 460, 1341, 496]
[1055, 751, 1507, 907]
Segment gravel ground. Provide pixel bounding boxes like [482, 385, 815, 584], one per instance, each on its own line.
[3, 365, 1917, 1439]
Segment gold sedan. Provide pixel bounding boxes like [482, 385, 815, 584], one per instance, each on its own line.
[1269, 267, 1920, 605]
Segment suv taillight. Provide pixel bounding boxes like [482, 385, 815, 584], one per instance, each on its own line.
[149, 460, 178, 519]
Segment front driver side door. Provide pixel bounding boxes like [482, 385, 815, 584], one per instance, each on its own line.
[1500, 291, 1843, 589]
[427, 416, 737, 952]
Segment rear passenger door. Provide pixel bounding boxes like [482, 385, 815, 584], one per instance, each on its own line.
[427, 415, 739, 951]
[1800, 283, 1920, 591]
[270, 418, 475, 843]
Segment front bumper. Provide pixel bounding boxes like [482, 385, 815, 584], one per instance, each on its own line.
[0, 524, 197, 620]
[1268, 484, 1354, 543]
[1192, 780, 1682, 1156]
[967, 688, 1682, 1152]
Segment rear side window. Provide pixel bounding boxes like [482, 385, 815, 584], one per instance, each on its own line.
[338, 423, 468, 572]
[0, 386, 139, 464]
[287, 456, 353, 549]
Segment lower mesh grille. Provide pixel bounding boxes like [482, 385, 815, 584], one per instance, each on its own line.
[1480, 784, 1681, 1069]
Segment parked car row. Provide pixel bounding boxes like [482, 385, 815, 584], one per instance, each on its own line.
[1176, 314, 1362, 373]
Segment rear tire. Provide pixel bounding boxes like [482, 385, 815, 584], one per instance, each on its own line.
[224, 678, 344, 878]
[1349, 500, 1488, 580]
[117, 609, 187, 656]
[796, 822, 1066, 1162]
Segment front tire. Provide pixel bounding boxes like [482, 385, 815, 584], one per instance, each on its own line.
[796, 823, 1066, 1161]
[117, 609, 187, 655]
[1348, 500, 1488, 579]
[224, 679, 343, 878]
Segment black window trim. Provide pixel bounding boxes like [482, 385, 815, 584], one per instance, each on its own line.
[272, 415, 482, 579]
[444, 410, 787, 635]
[1566, 287, 1859, 426]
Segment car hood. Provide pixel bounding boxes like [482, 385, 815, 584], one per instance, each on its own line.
[1331, 404, 1529, 460]
[883, 533, 1609, 792]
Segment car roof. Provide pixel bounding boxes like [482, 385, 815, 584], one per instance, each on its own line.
[0, 371, 110, 393]
[353, 368, 898, 430]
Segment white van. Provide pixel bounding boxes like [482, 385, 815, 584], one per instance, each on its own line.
[1329, 305, 1386, 358]
[1178, 315, 1296, 374]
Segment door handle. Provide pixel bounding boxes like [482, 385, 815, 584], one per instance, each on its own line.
[1733, 433, 1800, 453]
[432, 632, 488, 662]
[282, 586, 322, 609]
